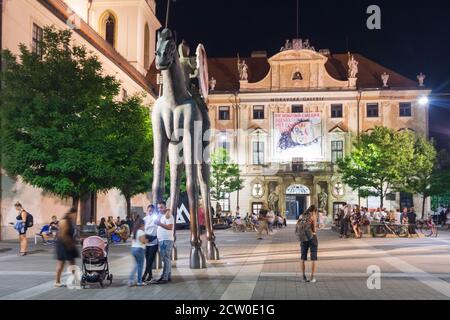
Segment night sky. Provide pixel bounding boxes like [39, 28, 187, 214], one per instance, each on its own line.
[155, 0, 450, 150]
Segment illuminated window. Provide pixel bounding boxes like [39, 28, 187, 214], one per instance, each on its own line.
[32, 24, 43, 58]
[331, 141, 344, 163]
[252, 141, 264, 165]
[252, 203, 263, 215]
[218, 133, 230, 154]
[331, 104, 343, 118]
[253, 106, 264, 119]
[367, 103, 379, 118]
[218, 193, 230, 212]
[399, 102, 412, 117]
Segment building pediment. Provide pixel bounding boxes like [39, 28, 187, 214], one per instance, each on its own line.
[329, 124, 348, 133]
[240, 48, 349, 92]
[269, 49, 327, 63]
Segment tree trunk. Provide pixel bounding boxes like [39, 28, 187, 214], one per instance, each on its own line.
[72, 196, 80, 210]
[380, 194, 384, 209]
[126, 195, 131, 217]
[422, 195, 427, 219]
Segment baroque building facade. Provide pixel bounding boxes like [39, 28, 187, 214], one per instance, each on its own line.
[206, 42, 431, 219]
[0, 0, 160, 239]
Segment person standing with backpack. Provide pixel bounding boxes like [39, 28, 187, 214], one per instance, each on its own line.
[295, 205, 318, 283]
[14, 202, 33, 256]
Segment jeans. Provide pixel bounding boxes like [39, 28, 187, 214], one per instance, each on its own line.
[129, 247, 145, 284]
[159, 240, 173, 281]
[143, 245, 158, 280]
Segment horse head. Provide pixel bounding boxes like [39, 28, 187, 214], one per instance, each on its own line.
[156, 28, 177, 71]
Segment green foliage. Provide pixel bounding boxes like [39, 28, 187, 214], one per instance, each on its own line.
[1, 26, 159, 218]
[99, 95, 153, 207]
[1, 27, 121, 203]
[163, 162, 186, 200]
[337, 127, 416, 207]
[209, 148, 244, 202]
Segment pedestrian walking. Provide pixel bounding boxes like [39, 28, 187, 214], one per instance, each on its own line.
[351, 208, 362, 238]
[407, 207, 417, 236]
[128, 218, 147, 287]
[256, 205, 269, 240]
[295, 205, 318, 283]
[142, 205, 158, 283]
[55, 207, 79, 287]
[339, 205, 350, 238]
[152, 202, 174, 284]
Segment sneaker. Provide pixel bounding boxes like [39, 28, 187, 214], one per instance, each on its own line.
[153, 279, 168, 284]
[302, 275, 309, 283]
[54, 283, 65, 288]
[136, 282, 147, 287]
[310, 278, 317, 283]
[127, 281, 135, 287]
[257, 238, 263, 240]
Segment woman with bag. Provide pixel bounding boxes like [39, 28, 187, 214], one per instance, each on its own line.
[14, 202, 30, 256]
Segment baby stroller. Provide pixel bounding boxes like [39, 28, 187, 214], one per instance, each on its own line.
[81, 236, 113, 288]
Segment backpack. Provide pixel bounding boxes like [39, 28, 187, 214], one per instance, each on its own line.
[295, 213, 313, 242]
[25, 212, 34, 228]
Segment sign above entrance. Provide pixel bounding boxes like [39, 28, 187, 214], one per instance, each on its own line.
[286, 184, 310, 195]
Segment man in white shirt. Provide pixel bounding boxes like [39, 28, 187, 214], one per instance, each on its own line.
[152, 201, 174, 284]
[142, 204, 158, 283]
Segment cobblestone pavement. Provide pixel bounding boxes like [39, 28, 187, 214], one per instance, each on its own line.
[0, 226, 449, 300]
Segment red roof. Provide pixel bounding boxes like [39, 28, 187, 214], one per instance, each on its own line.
[146, 52, 419, 94]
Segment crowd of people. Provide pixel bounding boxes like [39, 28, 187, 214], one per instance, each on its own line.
[336, 205, 421, 238]
[10, 199, 450, 287]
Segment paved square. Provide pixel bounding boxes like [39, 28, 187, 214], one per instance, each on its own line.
[0, 226, 449, 300]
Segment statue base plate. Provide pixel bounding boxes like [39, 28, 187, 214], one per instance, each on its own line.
[206, 241, 220, 261]
[190, 246, 207, 269]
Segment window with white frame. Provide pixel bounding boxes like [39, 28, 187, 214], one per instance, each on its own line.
[252, 141, 264, 165]
[331, 140, 344, 163]
[218, 193, 230, 212]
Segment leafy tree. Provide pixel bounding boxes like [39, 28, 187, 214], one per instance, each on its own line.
[399, 135, 437, 218]
[209, 148, 244, 211]
[337, 127, 415, 208]
[1, 26, 119, 208]
[100, 95, 153, 216]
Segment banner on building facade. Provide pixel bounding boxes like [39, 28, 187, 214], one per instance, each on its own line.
[272, 113, 323, 161]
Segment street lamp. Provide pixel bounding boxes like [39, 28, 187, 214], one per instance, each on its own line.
[418, 96, 429, 106]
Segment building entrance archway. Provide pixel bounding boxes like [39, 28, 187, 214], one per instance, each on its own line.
[285, 184, 310, 220]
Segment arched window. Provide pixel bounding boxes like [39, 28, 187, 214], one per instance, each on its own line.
[105, 15, 115, 47]
[99, 11, 117, 48]
[144, 23, 150, 69]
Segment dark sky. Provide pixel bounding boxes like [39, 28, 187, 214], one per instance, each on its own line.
[156, 0, 450, 150]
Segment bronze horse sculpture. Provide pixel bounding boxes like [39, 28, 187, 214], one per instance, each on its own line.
[152, 28, 219, 268]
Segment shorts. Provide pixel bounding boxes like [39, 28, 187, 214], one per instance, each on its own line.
[18, 227, 28, 236]
[300, 236, 318, 261]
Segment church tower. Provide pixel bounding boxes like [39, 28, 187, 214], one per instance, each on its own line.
[64, 0, 161, 75]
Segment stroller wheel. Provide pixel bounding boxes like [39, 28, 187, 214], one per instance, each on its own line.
[99, 280, 104, 288]
[108, 274, 113, 285]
